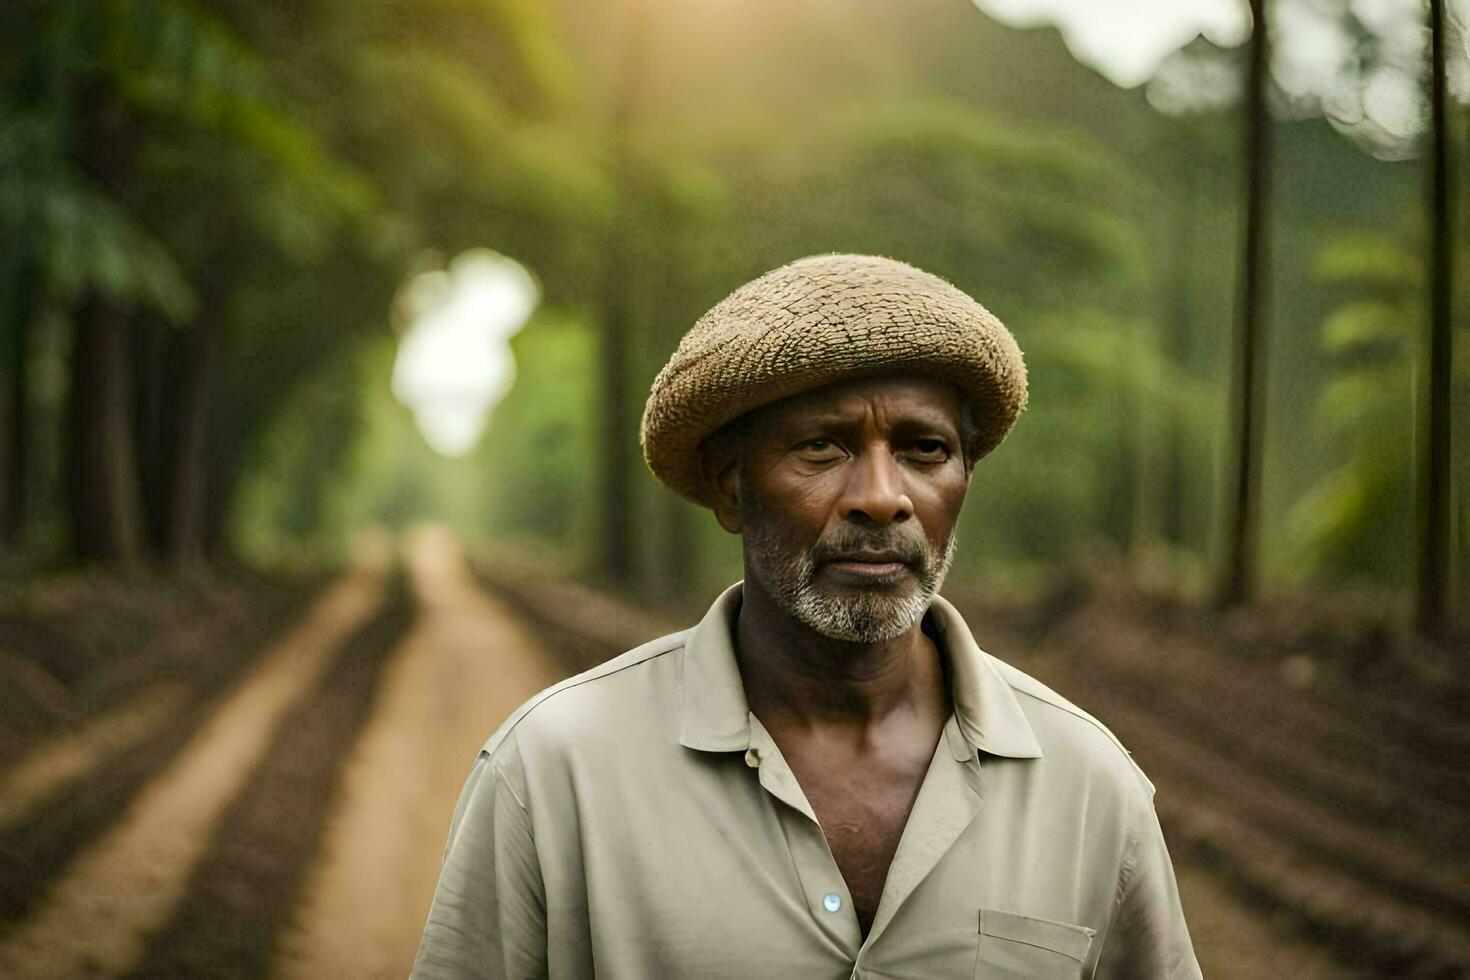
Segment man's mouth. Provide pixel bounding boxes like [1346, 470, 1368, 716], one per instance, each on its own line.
[823, 552, 912, 581]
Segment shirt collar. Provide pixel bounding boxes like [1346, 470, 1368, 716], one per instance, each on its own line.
[677, 581, 1044, 761]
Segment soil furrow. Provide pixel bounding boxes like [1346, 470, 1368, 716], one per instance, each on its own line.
[1162, 796, 1470, 978]
[1129, 694, 1470, 928]
[0, 682, 187, 830]
[0, 580, 324, 926]
[1064, 644, 1467, 856]
[121, 577, 415, 980]
[1035, 603, 1470, 812]
[0, 573, 383, 979]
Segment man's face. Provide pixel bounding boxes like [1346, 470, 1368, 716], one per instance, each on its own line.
[711, 376, 973, 643]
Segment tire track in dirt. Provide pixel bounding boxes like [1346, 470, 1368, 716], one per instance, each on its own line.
[0, 571, 385, 979]
[276, 526, 566, 980]
[121, 576, 417, 980]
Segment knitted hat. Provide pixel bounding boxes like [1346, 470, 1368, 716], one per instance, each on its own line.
[640, 253, 1028, 507]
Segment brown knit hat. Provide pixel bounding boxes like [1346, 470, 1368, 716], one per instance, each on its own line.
[640, 253, 1028, 507]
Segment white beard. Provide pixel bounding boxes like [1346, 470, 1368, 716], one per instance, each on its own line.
[745, 524, 958, 644]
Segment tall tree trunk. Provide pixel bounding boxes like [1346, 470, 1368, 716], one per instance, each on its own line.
[1216, 0, 1272, 609]
[598, 0, 650, 586]
[0, 353, 17, 549]
[67, 88, 150, 565]
[201, 394, 259, 563]
[164, 259, 231, 568]
[1, 252, 39, 549]
[600, 247, 634, 584]
[1418, 0, 1454, 641]
[166, 317, 218, 567]
[68, 293, 147, 564]
[133, 312, 170, 550]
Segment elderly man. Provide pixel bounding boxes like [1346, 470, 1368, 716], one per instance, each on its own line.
[411, 254, 1201, 979]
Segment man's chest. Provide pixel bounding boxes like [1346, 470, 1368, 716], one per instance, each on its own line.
[784, 749, 931, 933]
[527, 738, 1128, 979]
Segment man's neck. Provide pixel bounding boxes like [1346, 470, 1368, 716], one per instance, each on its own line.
[733, 575, 949, 737]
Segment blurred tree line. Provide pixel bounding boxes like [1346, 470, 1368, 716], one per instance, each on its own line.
[1, 0, 1466, 638]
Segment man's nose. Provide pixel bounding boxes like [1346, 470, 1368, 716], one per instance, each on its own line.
[838, 448, 913, 525]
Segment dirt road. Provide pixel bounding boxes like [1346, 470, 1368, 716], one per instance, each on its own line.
[278, 526, 564, 979]
[0, 528, 564, 979]
[0, 527, 1387, 977]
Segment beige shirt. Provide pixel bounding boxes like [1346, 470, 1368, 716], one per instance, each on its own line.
[411, 582, 1201, 979]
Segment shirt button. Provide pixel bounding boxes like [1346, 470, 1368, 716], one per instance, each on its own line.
[823, 892, 842, 913]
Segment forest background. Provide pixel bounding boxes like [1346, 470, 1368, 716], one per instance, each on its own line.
[2, 0, 1467, 630]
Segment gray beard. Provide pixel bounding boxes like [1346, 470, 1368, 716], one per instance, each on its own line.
[744, 523, 958, 644]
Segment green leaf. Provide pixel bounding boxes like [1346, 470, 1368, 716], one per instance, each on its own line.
[40, 174, 196, 322]
[1319, 300, 1409, 353]
[1312, 232, 1421, 288]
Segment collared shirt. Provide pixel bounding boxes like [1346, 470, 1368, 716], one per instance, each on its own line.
[411, 582, 1202, 979]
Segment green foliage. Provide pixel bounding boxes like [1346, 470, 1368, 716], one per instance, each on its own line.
[472, 0, 579, 110]
[721, 94, 1149, 322]
[99, 0, 267, 127]
[0, 0, 382, 327]
[236, 305, 600, 569]
[232, 345, 365, 564]
[0, 104, 196, 323]
[1283, 228, 1427, 585]
[7, 0, 1454, 609]
[354, 46, 609, 225]
[474, 307, 599, 563]
[954, 307, 1222, 569]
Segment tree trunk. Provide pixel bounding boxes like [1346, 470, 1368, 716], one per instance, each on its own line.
[133, 313, 170, 550]
[200, 393, 259, 563]
[598, 0, 650, 586]
[1418, 0, 1454, 641]
[166, 317, 218, 567]
[0, 252, 39, 549]
[67, 293, 148, 564]
[599, 255, 634, 584]
[1215, 0, 1272, 609]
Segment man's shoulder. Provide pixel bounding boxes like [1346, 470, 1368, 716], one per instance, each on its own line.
[480, 626, 691, 760]
[987, 653, 1156, 798]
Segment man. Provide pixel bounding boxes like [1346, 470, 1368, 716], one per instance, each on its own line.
[412, 253, 1201, 978]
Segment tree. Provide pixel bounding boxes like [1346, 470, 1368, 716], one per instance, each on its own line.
[2, 0, 590, 567]
[597, 0, 651, 585]
[1217, 0, 1272, 608]
[1419, 0, 1455, 641]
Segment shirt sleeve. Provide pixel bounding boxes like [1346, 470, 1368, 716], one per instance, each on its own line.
[410, 748, 548, 980]
[1092, 788, 1203, 979]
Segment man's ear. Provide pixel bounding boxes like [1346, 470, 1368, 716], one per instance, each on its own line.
[699, 440, 743, 535]
[961, 429, 980, 482]
[709, 461, 743, 534]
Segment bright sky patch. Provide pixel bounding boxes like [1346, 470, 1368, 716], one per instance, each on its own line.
[391, 250, 539, 458]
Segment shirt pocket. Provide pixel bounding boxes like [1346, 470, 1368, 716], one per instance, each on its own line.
[974, 907, 1096, 979]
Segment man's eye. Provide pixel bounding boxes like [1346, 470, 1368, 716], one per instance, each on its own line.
[912, 440, 950, 460]
[796, 439, 842, 458]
